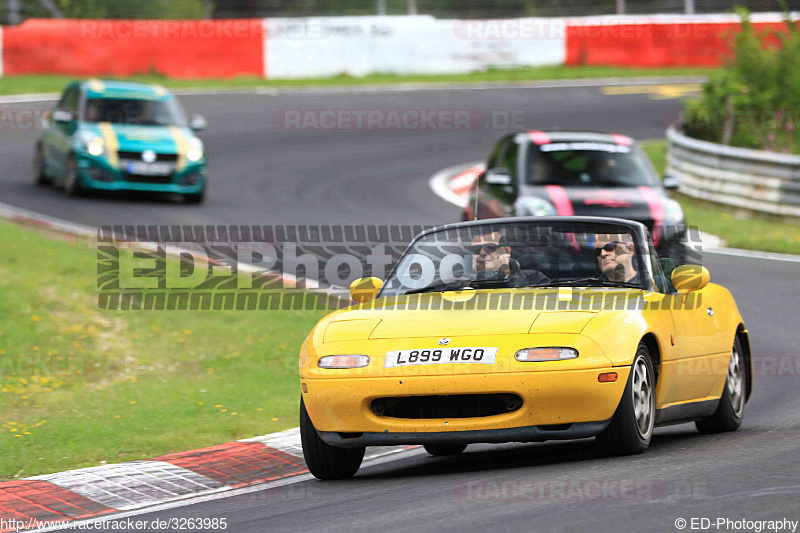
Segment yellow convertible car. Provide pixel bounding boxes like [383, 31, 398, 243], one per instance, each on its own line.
[299, 217, 752, 479]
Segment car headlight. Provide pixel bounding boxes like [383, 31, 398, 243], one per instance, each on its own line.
[515, 347, 578, 362]
[515, 197, 557, 217]
[83, 135, 105, 157]
[186, 138, 204, 162]
[664, 199, 685, 225]
[318, 355, 370, 369]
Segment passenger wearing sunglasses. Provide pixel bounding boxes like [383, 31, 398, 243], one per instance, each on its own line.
[465, 230, 548, 287]
[594, 233, 639, 284]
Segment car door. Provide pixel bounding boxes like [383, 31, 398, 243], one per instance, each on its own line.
[475, 136, 518, 219]
[46, 85, 81, 180]
[654, 248, 722, 404]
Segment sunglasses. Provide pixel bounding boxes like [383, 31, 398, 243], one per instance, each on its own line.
[593, 241, 628, 257]
[466, 243, 506, 255]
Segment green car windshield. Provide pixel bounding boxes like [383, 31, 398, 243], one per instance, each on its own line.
[83, 97, 187, 127]
[380, 221, 651, 297]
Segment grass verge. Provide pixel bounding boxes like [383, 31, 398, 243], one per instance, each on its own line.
[640, 140, 800, 255]
[0, 221, 329, 479]
[0, 66, 717, 96]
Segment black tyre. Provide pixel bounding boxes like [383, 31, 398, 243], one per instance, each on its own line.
[63, 156, 83, 196]
[597, 342, 656, 456]
[34, 144, 51, 186]
[300, 398, 364, 480]
[696, 337, 746, 433]
[184, 187, 205, 204]
[423, 443, 467, 456]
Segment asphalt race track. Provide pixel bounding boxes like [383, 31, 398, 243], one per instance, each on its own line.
[3, 84, 799, 532]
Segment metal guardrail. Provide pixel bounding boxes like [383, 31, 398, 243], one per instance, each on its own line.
[666, 125, 800, 217]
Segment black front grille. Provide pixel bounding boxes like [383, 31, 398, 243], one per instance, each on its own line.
[118, 151, 179, 163]
[371, 394, 522, 419]
[122, 173, 174, 184]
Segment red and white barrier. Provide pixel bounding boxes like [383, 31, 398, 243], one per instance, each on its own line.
[565, 13, 798, 67]
[1, 19, 265, 78]
[0, 13, 797, 79]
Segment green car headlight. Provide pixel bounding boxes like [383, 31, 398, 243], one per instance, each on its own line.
[186, 138, 204, 162]
[85, 136, 105, 157]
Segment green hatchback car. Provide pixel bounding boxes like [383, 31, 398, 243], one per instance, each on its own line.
[35, 79, 207, 203]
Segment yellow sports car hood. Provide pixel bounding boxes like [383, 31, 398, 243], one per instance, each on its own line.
[321, 288, 631, 341]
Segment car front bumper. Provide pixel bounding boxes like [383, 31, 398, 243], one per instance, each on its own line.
[76, 153, 206, 193]
[302, 366, 630, 445]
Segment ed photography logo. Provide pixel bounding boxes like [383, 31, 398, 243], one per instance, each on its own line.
[95, 223, 702, 312]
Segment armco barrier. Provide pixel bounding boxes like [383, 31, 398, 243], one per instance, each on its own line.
[666, 125, 800, 217]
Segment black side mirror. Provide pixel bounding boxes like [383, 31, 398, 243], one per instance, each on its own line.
[189, 114, 208, 131]
[485, 168, 513, 186]
[52, 110, 74, 123]
[662, 172, 679, 190]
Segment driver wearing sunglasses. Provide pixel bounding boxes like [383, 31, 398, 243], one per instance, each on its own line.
[465, 230, 548, 286]
[594, 233, 639, 284]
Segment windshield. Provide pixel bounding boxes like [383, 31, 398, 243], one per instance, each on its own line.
[526, 142, 659, 187]
[82, 97, 187, 127]
[380, 221, 651, 297]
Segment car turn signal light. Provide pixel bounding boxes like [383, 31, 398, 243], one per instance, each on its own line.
[318, 355, 370, 369]
[515, 347, 578, 362]
[598, 372, 618, 383]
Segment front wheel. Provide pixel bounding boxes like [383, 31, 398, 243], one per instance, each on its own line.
[34, 144, 51, 186]
[596, 342, 656, 456]
[696, 338, 746, 433]
[63, 156, 83, 196]
[184, 187, 205, 204]
[300, 398, 364, 480]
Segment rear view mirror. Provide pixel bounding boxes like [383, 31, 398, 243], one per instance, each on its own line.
[485, 168, 512, 186]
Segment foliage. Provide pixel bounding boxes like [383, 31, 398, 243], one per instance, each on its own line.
[682, 8, 800, 153]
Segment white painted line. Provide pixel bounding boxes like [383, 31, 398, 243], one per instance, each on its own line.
[0, 200, 344, 300]
[703, 246, 800, 263]
[428, 161, 482, 209]
[0, 76, 711, 104]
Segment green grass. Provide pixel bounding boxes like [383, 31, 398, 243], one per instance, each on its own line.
[640, 140, 800, 255]
[0, 222, 329, 479]
[0, 66, 717, 95]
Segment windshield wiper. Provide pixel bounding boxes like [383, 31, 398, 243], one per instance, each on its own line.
[526, 277, 641, 289]
[404, 277, 509, 295]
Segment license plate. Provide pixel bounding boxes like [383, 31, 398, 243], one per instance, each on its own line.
[125, 161, 174, 176]
[384, 347, 498, 368]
